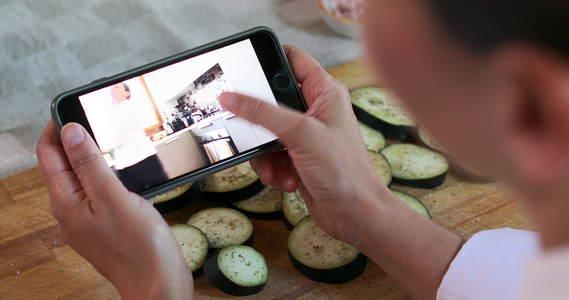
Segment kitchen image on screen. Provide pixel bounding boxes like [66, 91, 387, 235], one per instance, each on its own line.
[78, 39, 279, 192]
[159, 63, 237, 167]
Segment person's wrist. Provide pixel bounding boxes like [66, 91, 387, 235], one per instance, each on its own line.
[108, 228, 193, 300]
[115, 258, 193, 300]
[334, 174, 391, 248]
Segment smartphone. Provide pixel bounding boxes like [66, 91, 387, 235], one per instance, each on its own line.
[51, 26, 307, 199]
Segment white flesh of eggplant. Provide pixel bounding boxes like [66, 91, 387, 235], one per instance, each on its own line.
[288, 217, 359, 269]
[170, 224, 209, 272]
[187, 208, 253, 249]
[203, 162, 259, 193]
[391, 190, 431, 219]
[282, 191, 309, 227]
[153, 183, 192, 203]
[359, 122, 385, 152]
[233, 186, 282, 213]
[368, 151, 392, 186]
[381, 143, 448, 180]
[217, 245, 268, 287]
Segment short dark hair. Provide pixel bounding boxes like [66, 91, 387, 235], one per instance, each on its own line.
[429, 0, 569, 55]
[122, 83, 131, 100]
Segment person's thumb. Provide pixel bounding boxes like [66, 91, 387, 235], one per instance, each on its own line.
[60, 123, 127, 198]
[218, 92, 306, 141]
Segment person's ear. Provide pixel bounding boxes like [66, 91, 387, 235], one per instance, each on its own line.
[495, 44, 569, 191]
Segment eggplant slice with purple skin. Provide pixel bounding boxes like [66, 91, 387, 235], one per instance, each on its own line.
[288, 216, 367, 284]
[204, 245, 268, 296]
[200, 162, 265, 203]
[351, 86, 415, 140]
[381, 143, 449, 189]
[231, 185, 283, 220]
[153, 179, 204, 214]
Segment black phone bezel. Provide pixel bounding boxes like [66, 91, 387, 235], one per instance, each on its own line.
[50, 26, 307, 199]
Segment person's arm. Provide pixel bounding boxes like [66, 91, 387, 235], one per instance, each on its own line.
[347, 179, 464, 300]
[218, 45, 464, 300]
[36, 121, 193, 300]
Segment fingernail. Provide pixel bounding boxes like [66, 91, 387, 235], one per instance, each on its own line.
[218, 93, 236, 111]
[285, 178, 295, 192]
[62, 123, 85, 147]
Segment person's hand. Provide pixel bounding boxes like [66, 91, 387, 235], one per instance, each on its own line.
[37, 121, 192, 300]
[218, 45, 387, 242]
[219, 46, 465, 300]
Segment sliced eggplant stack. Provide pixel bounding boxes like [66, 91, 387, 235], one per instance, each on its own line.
[204, 245, 268, 296]
[170, 224, 209, 277]
[232, 186, 283, 220]
[359, 121, 385, 152]
[288, 216, 367, 284]
[391, 190, 431, 219]
[153, 180, 203, 214]
[281, 190, 309, 230]
[187, 207, 254, 251]
[368, 151, 392, 186]
[200, 162, 265, 203]
[381, 143, 449, 189]
[351, 86, 415, 140]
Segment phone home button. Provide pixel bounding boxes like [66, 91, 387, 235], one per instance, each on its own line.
[273, 74, 290, 90]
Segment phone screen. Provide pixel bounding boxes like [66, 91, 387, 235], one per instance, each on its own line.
[77, 39, 279, 193]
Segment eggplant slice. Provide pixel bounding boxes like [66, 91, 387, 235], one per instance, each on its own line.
[368, 151, 392, 186]
[418, 126, 445, 153]
[170, 224, 209, 277]
[153, 180, 203, 214]
[204, 245, 268, 296]
[282, 190, 309, 230]
[391, 190, 432, 219]
[359, 121, 385, 152]
[200, 162, 265, 203]
[232, 185, 283, 220]
[381, 143, 449, 189]
[351, 86, 415, 140]
[187, 207, 254, 250]
[288, 216, 367, 284]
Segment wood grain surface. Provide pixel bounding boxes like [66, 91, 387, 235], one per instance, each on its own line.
[0, 60, 531, 299]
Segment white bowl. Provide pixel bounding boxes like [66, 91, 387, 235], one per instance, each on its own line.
[317, 0, 361, 39]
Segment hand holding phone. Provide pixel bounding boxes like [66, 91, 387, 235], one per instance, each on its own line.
[51, 27, 307, 199]
[217, 45, 383, 243]
[37, 32, 379, 299]
[37, 120, 194, 299]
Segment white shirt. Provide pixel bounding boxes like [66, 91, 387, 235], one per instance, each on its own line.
[522, 243, 569, 300]
[437, 228, 541, 299]
[109, 100, 156, 170]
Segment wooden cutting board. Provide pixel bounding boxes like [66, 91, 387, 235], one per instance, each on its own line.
[0, 60, 531, 300]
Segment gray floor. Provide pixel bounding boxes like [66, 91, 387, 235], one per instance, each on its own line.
[0, 0, 361, 179]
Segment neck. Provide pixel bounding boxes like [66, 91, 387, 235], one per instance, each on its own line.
[523, 189, 569, 250]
